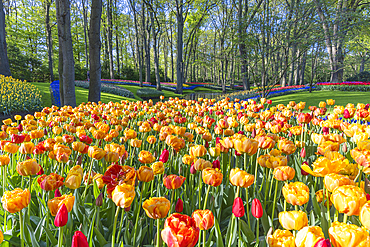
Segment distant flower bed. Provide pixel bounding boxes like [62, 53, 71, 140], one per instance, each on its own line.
[317, 81, 370, 92]
[317, 81, 370, 85]
[0, 76, 43, 114]
[75, 81, 135, 99]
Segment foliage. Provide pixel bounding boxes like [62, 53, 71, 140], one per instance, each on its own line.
[74, 81, 135, 99]
[0, 76, 43, 114]
[136, 88, 164, 99]
[346, 71, 370, 82]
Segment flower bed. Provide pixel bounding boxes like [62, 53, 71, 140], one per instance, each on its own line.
[0, 76, 43, 114]
[75, 80, 135, 99]
[0, 94, 369, 247]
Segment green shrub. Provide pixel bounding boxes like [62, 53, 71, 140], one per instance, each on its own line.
[346, 71, 370, 82]
[75, 81, 135, 99]
[136, 88, 164, 100]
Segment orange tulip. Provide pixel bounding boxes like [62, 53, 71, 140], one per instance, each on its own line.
[324, 173, 355, 192]
[3, 142, 19, 154]
[138, 150, 155, 164]
[105, 152, 120, 163]
[16, 159, 41, 176]
[229, 168, 254, 188]
[317, 141, 340, 156]
[192, 209, 214, 230]
[0, 155, 10, 166]
[88, 146, 106, 160]
[151, 161, 165, 175]
[189, 145, 207, 157]
[137, 166, 154, 182]
[48, 194, 75, 216]
[360, 201, 370, 231]
[163, 175, 186, 190]
[130, 139, 142, 148]
[301, 156, 351, 177]
[267, 229, 296, 247]
[315, 189, 332, 207]
[233, 137, 258, 155]
[282, 182, 310, 206]
[19, 142, 35, 154]
[193, 158, 212, 171]
[161, 213, 199, 247]
[124, 129, 137, 139]
[277, 139, 296, 155]
[72, 142, 86, 153]
[182, 154, 195, 165]
[329, 221, 370, 247]
[142, 197, 170, 219]
[37, 173, 64, 191]
[331, 185, 367, 216]
[258, 154, 288, 169]
[273, 166, 295, 181]
[255, 135, 276, 149]
[93, 173, 105, 189]
[65, 165, 83, 190]
[295, 226, 324, 247]
[202, 168, 223, 187]
[278, 210, 308, 230]
[147, 135, 157, 144]
[111, 183, 136, 208]
[1, 188, 31, 213]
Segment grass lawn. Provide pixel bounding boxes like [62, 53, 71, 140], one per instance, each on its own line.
[116, 84, 182, 100]
[32, 82, 134, 108]
[270, 90, 370, 108]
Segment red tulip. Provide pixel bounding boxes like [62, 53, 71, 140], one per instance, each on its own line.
[11, 134, 25, 144]
[37, 165, 44, 175]
[300, 147, 306, 158]
[54, 204, 68, 227]
[267, 100, 272, 104]
[301, 162, 309, 176]
[17, 124, 23, 132]
[343, 109, 351, 119]
[232, 197, 245, 218]
[322, 127, 329, 135]
[160, 149, 169, 163]
[314, 238, 331, 247]
[175, 198, 183, 213]
[366, 104, 370, 111]
[190, 164, 196, 174]
[251, 198, 263, 218]
[366, 194, 370, 201]
[71, 231, 89, 247]
[251, 129, 256, 138]
[212, 160, 220, 169]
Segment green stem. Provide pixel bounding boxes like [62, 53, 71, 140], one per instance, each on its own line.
[198, 173, 202, 209]
[112, 206, 120, 247]
[198, 230, 202, 247]
[58, 226, 64, 247]
[82, 159, 95, 202]
[19, 210, 24, 247]
[28, 176, 32, 217]
[133, 183, 145, 246]
[271, 179, 279, 229]
[326, 188, 331, 226]
[253, 149, 261, 193]
[256, 218, 259, 245]
[157, 218, 160, 247]
[245, 188, 250, 228]
[203, 185, 211, 210]
[343, 214, 348, 223]
[3, 166, 6, 232]
[227, 216, 235, 247]
[116, 210, 125, 244]
[203, 230, 206, 247]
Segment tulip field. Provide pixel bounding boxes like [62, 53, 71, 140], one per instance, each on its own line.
[0, 96, 370, 247]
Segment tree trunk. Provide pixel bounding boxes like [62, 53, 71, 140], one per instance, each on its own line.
[150, 11, 161, 91]
[107, 0, 114, 79]
[45, 0, 54, 82]
[88, 0, 102, 103]
[56, 0, 64, 105]
[0, 0, 11, 76]
[300, 50, 307, 85]
[129, 0, 143, 86]
[115, 2, 120, 78]
[175, 4, 184, 94]
[82, 0, 89, 70]
[170, 16, 174, 82]
[360, 56, 366, 73]
[289, 43, 297, 86]
[56, 0, 76, 107]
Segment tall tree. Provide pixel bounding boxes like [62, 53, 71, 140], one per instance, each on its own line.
[88, 0, 102, 102]
[44, 0, 54, 82]
[56, 0, 76, 107]
[107, 0, 114, 79]
[0, 0, 11, 76]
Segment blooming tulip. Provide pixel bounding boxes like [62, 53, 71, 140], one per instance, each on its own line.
[142, 197, 171, 219]
[161, 213, 199, 247]
[192, 209, 214, 230]
[1, 188, 30, 213]
[273, 166, 295, 181]
[65, 165, 83, 190]
[331, 185, 367, 216]
[48, 194, 75, 216]
[282, 182, 310, 206]
[229, 168, 254, 188]
[112, 183, 136, 208]
[324, 173, 355, 192]
[267, 229, 296, 247]
[151, 161, 165, 175]
[295, 226, 325, 247]
[278, 210, 308, 230]
[163, 175, 186, 190]
[37, 173, 64, 191]
[138, 150, 155, 164]
[202, 168, 223, 187]
[329, 221, 370, 247]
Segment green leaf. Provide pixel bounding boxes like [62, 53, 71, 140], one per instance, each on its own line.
[26, 223, 41, 247]
[94, 227, 108, 246]
[93, 179, 101, 199]
[214, 218, 225, 247]
[42, 225, 58, 246]
[239, 219, 255, 244]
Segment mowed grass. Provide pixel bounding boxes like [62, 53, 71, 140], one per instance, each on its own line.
[270, 90, 370, 108]
[32, 82, 135, 108]
[116, 84, 182, 100]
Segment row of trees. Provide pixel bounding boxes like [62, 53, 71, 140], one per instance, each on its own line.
[0, 0, 369, 104]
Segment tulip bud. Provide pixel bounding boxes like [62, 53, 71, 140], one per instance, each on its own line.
[205, 141, 209, 148]
[366, 194, 370, 201]
[251, 198, 263, 218]
[96, 193, 103, 207]
[251, 129, 256, 138]
[71, 231, 89, 247]
[343, 109, 351, 119]
[124, 205, 131, 212]
[43, 128, 48, 136]
[232, 197, 245, 217]
[54, 188, 62, 198]
[322, 127, 329, 135]
[300, 147, 306, 158]
[37, 165, 44, 175]
[212, 160, 220, 169]
[190, 164, 197, 174]
[314, 239, 331, 247]
[54, 204, 68, 227]
[17, 124, 23, 132]
[366, 104, 370, 111]
[175, 198, 183, 213]
[341, 143, 348, 153]
[159, 149, 169, 163]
